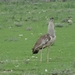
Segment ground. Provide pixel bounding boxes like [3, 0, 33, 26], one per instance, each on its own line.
[0, 1, 75, 75]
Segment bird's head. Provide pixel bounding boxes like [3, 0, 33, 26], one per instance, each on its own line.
[50, 17, 54, 20]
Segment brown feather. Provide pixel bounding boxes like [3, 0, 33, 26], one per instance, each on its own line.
[32, 34, 51, 54]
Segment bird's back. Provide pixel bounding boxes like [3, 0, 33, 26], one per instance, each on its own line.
[32, 34, 52, 54]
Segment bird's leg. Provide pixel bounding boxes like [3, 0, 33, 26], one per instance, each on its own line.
[40, 49, 43, 62]
[47, 47, 50, 62]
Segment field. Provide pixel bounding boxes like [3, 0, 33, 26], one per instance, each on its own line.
[0, 1, 75, 75]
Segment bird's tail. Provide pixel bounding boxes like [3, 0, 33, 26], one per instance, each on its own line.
[32, 48, 39, 54]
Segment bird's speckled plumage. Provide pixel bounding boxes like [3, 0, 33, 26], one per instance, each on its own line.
[32, 34, 52, 54]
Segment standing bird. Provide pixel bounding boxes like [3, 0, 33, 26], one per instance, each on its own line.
[32, 17, 56, 62]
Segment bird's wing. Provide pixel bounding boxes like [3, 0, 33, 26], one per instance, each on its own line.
[34, 34, 51, 50]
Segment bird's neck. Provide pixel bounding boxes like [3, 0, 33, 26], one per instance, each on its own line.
[48, 21, 56, 37]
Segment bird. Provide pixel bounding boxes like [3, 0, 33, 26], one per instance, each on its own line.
[32, 17, 56, 62]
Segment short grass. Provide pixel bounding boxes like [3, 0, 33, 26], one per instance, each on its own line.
[0, 1, 75, 75]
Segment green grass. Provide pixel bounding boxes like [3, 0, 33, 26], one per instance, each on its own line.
[0, 1, 75, 75]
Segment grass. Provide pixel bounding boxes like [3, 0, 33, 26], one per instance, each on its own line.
[0, 1, 75, 75]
